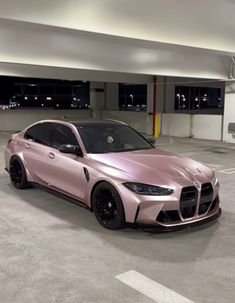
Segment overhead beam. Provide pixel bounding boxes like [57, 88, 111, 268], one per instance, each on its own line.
[0, 19, 230, 80]
[0, 0, 235, 54]
[0, 62, 153, 84]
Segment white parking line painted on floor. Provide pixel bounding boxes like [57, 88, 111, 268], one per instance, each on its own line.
[116, 270, 194, 303]
[177, 139, 235, 150]
[218, 168, 235, 174]
[202, 163, 223, 170]
[182, 151, 211, 156]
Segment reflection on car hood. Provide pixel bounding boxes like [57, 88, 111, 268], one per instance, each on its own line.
[90, 148, 213, 186]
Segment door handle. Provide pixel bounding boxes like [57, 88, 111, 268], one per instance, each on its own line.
[25, 143, 31, 149]
[48, 152, 55, 159]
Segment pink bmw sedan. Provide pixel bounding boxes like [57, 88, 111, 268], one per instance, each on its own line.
[4, 120, 221, 230]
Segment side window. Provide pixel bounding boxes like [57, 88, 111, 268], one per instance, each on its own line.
[24, 125, 39, 141]
[52, 124, 78, 149]
[34, 123, 53, 146]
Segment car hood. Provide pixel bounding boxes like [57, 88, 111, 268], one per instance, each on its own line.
[89, 148, 213, 187]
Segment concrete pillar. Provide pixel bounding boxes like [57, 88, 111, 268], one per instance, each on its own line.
[90, 82, 105, 120]
[146, 76, 165, 136]
[223, 81, 235, 143]
[105, 83, 119, 110]
[146, 82, 154, 135]
[156, 76, 165, 113]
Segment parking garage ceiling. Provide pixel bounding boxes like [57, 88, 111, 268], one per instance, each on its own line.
[0, 0, 234, 80]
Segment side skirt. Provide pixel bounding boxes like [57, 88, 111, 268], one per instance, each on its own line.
[31, 182, 91, 211]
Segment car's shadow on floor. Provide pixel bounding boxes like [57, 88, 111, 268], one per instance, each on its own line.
[2, 181, 233, 263]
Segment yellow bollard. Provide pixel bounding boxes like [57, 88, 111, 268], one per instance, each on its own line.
[153, 113, 159, 138]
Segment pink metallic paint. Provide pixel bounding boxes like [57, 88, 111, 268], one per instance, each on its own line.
[4, 120, 221, 228]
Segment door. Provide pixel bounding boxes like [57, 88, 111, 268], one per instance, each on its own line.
[23, 122, 54, 184]
[45, 123, 85, 200]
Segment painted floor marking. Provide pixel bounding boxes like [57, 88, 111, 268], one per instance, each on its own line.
[116, 270, 194, 303]
[218, 168, 235, 174]
[182, 151, 211, 156]
[202, 163, 223, 170]
[177, 139, 234, 149]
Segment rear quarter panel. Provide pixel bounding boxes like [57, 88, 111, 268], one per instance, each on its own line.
[4, 132, 26, 170]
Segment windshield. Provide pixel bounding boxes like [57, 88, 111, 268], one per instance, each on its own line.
[76, 124, 154, 154]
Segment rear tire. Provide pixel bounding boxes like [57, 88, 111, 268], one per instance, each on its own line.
[9, 156, 29, 189]
[92, 182, 125, 229]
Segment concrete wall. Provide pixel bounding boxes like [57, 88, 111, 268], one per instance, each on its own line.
[159, 77, 225, 141]
[102, 110, 147, 134]
[223, 82, 235, 143]
[0, 110, 91, 131]
[161, 114, 191, 137]
[0, 109, 224, 141]
[104, 79, 156, 136]
[0, 77, 227, 141]
[0, 108, 154, 136]
[192, 115, 222, 141]
[161, 113, 223, 140]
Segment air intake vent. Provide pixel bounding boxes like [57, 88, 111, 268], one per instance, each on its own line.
[199, 183, 213, 215]
[180, 186, 197, 219]
[156, 210, 180, 223]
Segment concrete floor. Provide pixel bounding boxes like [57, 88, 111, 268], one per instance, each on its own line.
[0, 131, 235, 303]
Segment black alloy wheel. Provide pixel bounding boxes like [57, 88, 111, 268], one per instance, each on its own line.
[92, 182, 125, 229]
[9, 157, 29, 189]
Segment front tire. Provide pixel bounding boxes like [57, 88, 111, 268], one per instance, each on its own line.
[92, 182, 125, 229]
[9, 156, 29, 189]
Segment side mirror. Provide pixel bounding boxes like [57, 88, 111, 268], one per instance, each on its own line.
[148, 137, 156, 145]
[58, 144, 83, 157]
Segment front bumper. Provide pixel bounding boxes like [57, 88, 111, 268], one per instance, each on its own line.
[132, 181, 220, 227]
[132, 207, 221, 231]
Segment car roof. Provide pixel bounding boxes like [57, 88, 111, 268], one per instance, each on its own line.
[70, 120, 126, 127]
[24, 119, 127, 132]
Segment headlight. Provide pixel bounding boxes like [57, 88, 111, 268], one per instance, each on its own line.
[124, 182, 174, 196]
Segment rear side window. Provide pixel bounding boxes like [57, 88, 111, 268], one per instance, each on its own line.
[35, 123, 53, 146]
[24, 125, 38, 141]
[51, 124, 78, 149]
[24, 123, 53, 146]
